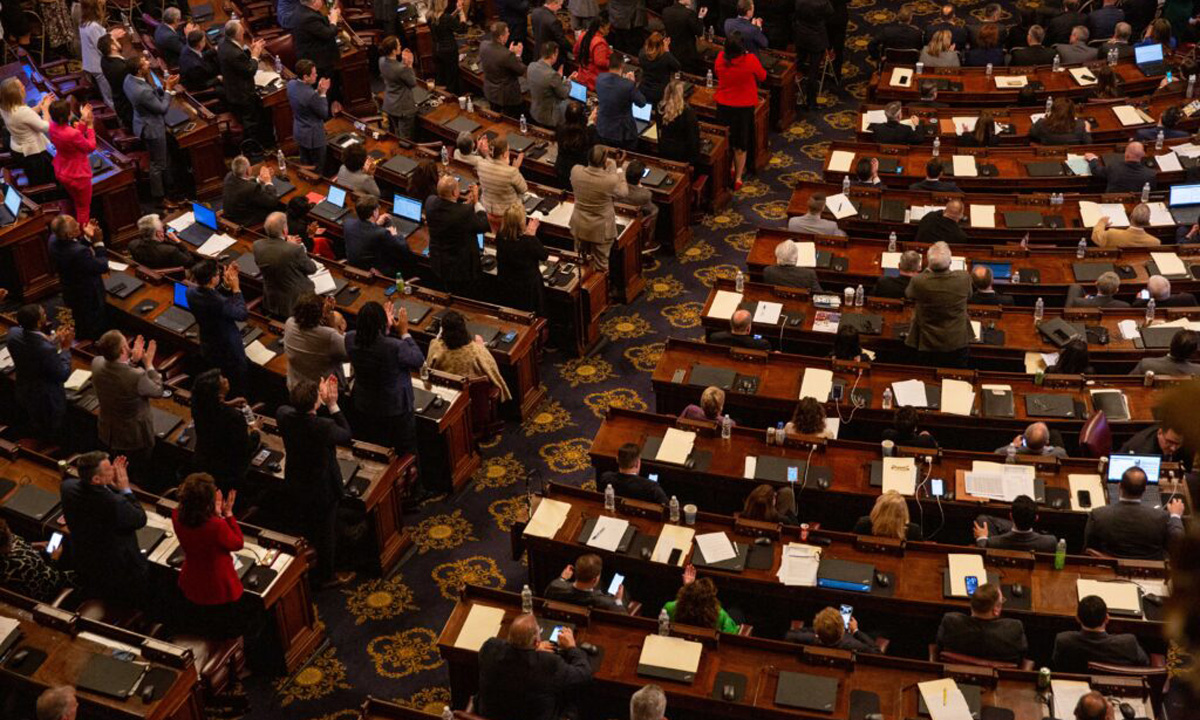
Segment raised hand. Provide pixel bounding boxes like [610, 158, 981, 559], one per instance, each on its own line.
[394, 305, 409, 336]
[130, 335, 145, 363]
[223, 489, 237, 517]
[112, 455, 130, 491]
[223, 262, 241, 293]
[143, 339, 157, 367]
[682, 563, 696, 585]
[318, 77, 332, 94]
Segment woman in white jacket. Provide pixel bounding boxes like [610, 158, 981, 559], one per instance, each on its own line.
[0, 77, 54, 184]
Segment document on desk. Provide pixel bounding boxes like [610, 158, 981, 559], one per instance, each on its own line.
[968, 204, 996, 228]
[651, 524, 695, 565]
[1152, 251, 1188, 277]
[1117, 319, 1140, 341]
[1156, 152, 1184, 172]
[753, 301, 783, 325]
[743, 456, 757, 478]
[524, 497, 571, 538]
[952, 116, 977, 134]
[967, 462, 1035, 501]
[254, 69, 281, 87]
[951, 256, 967, 272]
[795, 241, 817, 268]
[970, 320, 982, 342]
[861, 109, 887, 131]
[828, 150, 855, 173]
[640, 635, 703, 674]
[940, 378, 976, 416]
[891, 379, 928, 408]
[1068, 66, 1097, 86]
[994, 75, 1027, 88]
[1176, 142, 1200, 158]
[587, 516, 630, 552]
[1079, 201, 1130, 228]
[167, 212, 195, 231]
[777, 543, 821, 586]
[656, 428, 696, 465]
[1114, 105, 1152, 126]
[1052, 680, 1092, 720]
[197, 233, 238, 257]
[882, 252, 902, 269]
[1065, 154, 1091, 176]
[1077, 579, 1141, 615]
[64, 369, 91, 391]
[890, 67, 913, 87]
[108, 260, 130, 272]
[882, 457, 917, 495]
[825, 416, 840, 439]
[454, 604, 505, 651]
[309, 267, 337, 295]
[0, 348, 11, 371]
[1068, 474, 1106, 512]
[695, 532, 737, 564]
[706, 290, 743, 320]
[245, 340, 276, 367]
[918, 678, 972, 720]
[951, 155, 978, 177]
[542, 200, 576, 227]
[799, 368, 834, 402]
[825, 193, 857, 219]
[948, 554, 987, 597]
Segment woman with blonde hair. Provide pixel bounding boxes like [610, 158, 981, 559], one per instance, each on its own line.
[637, 31, 679, 105]
[919, 29, 960, 68]
[79, 0, 117, 104]
[657, 79, 700, 163]
[0, 78, 55, 184]
[429, 0, 469, 91]
[679, 386, 735, 425]
[854, 490, 923, 540]
[495, 203, 549, 314]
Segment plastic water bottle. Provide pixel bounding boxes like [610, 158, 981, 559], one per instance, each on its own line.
[735, 269, 744, 292]
[1045, 96, 1053, 114]
[519, 114, 528, 134]
[669, 496, 680, 523]
[604, 483, 615, 511]
[394, 272, 405, 295]
[241, 404, 255, 425]
[1052, 54, 1061, 72]
[658, 607, 671, 636]
[915, 61, 924, 76]
[1146, 297, 1156, 324]
[1006, 444, 1018, 464]
[855, 284, 864, 306]
[1145, 370, 1155, 387]
[766, 425, 776, 445]
[521, 584, 533, 613]
[881, 387, 893, 410]
[842, 175, 851, 194]
[931, 136, 940, 158]
[985, 63, 993, 77]
[466, 95, 474, 113]
[1142, 183, 1151, 202]
[274, 53, 283, 74]
[276, 149, 287, 172]
[705, 69, 713, 89]
[1076, 238, 1087, 258]
[230, 8, 238, 20]
[440, 144, 449, 166]
[1034, 297, 1045, 323]
[420, 362, 430, 381]
[1189, 74, 1197, 99]
[721, 415, 732, 439]
[1108, 47, 1118, 66]
[1054, 538, 1066, 570]
[888, 231, 897, 252]
[776, 422, 785, 441]
[442, 706, 453, 720]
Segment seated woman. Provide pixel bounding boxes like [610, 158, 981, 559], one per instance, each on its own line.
[783, 397, 833, 438]
[957, 110, 1000, 148]
[740, 484, 798, 524]
[0, 519, 72, 603]
[881, 406, 939, 448]
[335, 143, 381, 199]
[1090, 65, 1124, 100]
[172, 473, 245, 638]
[1029, 98, 1092, 145]
[679, 386, 734, 425]
[830, 325, 870, 363]
[786, 606, 880, 653]
[426, 310, 512, 402]
[1046, 338, 1093, 374]
[662, 566, 740, 633]
[853, 490, 923, 541]
[918, 30, 960, 68]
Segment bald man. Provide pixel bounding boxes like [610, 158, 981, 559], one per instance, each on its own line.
[1132, 275, 1198, 308]
[996, 422, 1068, 458]
[424, 175, 489, 298]
[915, 198, 969, 245]
[1074, 691, 1114, 720]
[1085, 142, 1156, 194]
[478, 613, 593, 720]
[709, 309, 772, 351]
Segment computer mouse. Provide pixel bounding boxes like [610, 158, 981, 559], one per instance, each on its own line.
[722, 685, 736, 701]
[816, 476, 830, 490]
[12, 649, 29, 664]
[141, 684, 155, 702]
[1009, 583, 1024, 599]
[874, 572, 890, 588]
[579, 642, 599, 655]
[346, 286, 360, 295]
[1144, 593, 1163, 606]
[754, 536, 772, 546]
[266, 460, 282, 473]
[1118, 702, 1136, 720]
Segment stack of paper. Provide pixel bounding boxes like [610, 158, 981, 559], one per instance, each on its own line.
[695, 532, 737, 563]
[1068, 474, 1105, 512]
[909, 206, 945, 223]
[65, 369, 91, 391]
[706, 290, 743, 319]
[882, 456, 917, 495]
[994, 75, 1027, 88]
[952, 155, 978, 177]
[309, 266, 337, 295]
[541, 200, 576, 227]
[1156, 152, 1183, 172]
[1068, 67, 1097, 86]
[0, 347, 12, 371]
[196, 233, 238, 257]
[656, 428, 696, 465]
[794, 242, 817, 268]
[640, 635, 703, 673]
[828, 150, 855, 173]
[950, 257, 967, 272]
[1176, 142, 1200, 159]
[1151, 251, 1187, 277]
[1051, 680, 1092, 720]
[813, 311, 840, 333]
[947, 554, 987, 596]
[524, 498, 571, 538]
[881, 252, 902, 269]
[1077, 578, 1141, 614]
[167, 212, 195, 231]
[254, 69, 281, 87]
[1065, 154, 1091, 176]
[587, 516, 630, 552]
[1113, 105, 1153, 126]
[245, 340, 277, 367]
[941, 378, 976, 416]
[1147, 202, 1176, 226]
[918, 679, 972, 720]
[966, 461, 1035, 501]
[890, 68, 913, 87]
[754, 301, 783, 325]
[777, 543, 821, 586]
[799, 368, 834, 402]
[454, 604, 505, 650]
[743, 456, 758, 478]
[891, 379, 928, 408]
[108, 260, 130, 272]
[1118, 319, 1141, 340]
[969, 204, 996, 228]
[825, 193, 857, 219]
[1079, 201, 1130, 228]
[861, 109, 888, 131]
[651, 525, 695, 566]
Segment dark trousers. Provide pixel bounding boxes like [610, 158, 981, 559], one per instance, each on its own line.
[299, 143, 327, 175]
[231, 99, 273, 147]
[389, 113, 416, 140]
[17, 150, 55, 185]
[70, 300, 106, 341]
[355, 409, 417, 458]
[801, 49, 823, 108]
[917, 346, 970, 369]
[496, 103, 525, 121]
[143, 132, 170, 199]
[302, 501, 340, 585]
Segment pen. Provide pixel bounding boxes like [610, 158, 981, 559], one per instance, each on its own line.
[943, 687, 947, 706]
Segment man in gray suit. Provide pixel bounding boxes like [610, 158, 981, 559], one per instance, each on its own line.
[1054, 25, 1099, 63]
[1130, 329, 1200, 376]
[570, 146, 628, 272]
[763, 239, 822, 290]
[288, 59, 332, 172]
[255, 212, 317, 318]
[91, 330, 164, 489]
[480, 22, 527, 118]
[906, 241, 971, 368]
[123, 55, 177, 203]
[1084, 466, 1184, 559]
[1066, 272, 1130, 308]
[528, 43, 571, 128]
[787, 193, 846, 237]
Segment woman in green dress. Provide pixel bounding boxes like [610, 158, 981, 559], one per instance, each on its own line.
[661, 565, 741, 634]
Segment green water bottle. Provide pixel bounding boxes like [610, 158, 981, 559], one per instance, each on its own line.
[1054, 538, 1066, 570]
[394, 272, 405, 296]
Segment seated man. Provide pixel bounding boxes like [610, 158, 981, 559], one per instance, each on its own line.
[1090, 204, 1160, 248]
[973, 494, 1059, 552]
[874, 250, 920, 299]
[995, 421, 1068, 459]
[786, 606, 880, 654]
[1119, 421, 1191, 469]
[787, 193, 845, 237]
[1085, 141, 1155, 194]
[1052, 595, 1149, 672]
[1073, 690, 1115, 720]
[852, 157, 882, 186]
[222, 155, 283, 227]
[909, 159, 961, 193]
[1084, 466, 1184, 559]
[478, 613, 593, 720]
[1135, 105, 1188, 142]
[543, 553, 626, 610]
[598, 442, 668, 504]
[1131, 328, 1200, 376]
[128, 214, 193, 269]
[970, 264, 1014, 305]
[1066, 271, 1130, 308]
[453, 131, 489, 168]
[1131, 275, 1198, 308]
[763, 239, 821, 290]
[709, 309, 771, 351]
[179, 30, 223, 95]
[914, 198, 968, 245]
[1010, 24, 1058, 65]
[866, 101, 926, 144]
[1054, 25, 1098, 63]
[343, 195, 419, 279]
[1097, 22, 1134, 60]
[935, 582, 1028, 664]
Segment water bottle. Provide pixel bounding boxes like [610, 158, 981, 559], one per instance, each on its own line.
[1142, 183, 1151, 202]
[855, 284, 864, 306]
[442, 707, 453, 720]
[888, 231, 897, 252]
[882, 387, 893, 410]
[915, 61, 924, 76]
[441, 144, 449, 166]
[669, 496, 680, 523]
[1098, 456, 1108, 475]
[705, 69, 713, 89]
[1076, 238, 1087, 258]
[420, 362, 430, 381]
[776, 422, 785, 441]
[520, 114, 528, 134]
[1145, 370, 1155, 387]
[1034, 297, 1045, 323]
[931, 136, 940, 158]
[1189, 74, 1197, 99]
[1021, 233, 1029, 250]
[766, 425, 776, 445]
[394, 272, 405, 295]
[1054, 538, 1066, 570]
[241, 404, 255, 425]
[1006, 444, 1017, 464]
[1045, 96, 1053, 114]
[985, 62, 993, 77]
[1108, 48, 1117, 67]
[466, 95, 474, 113]
[1146, 297, 1156, 325]
[521, 584, 533, 613]
[604, 483, 615, 511]
[276, 149, 286, 173]
[842, 175, 851, 194]
[658, 607, 671, 635]
[721, 415, 732, 439]
[732, 270, 744, 294]
[274, 53, 283, 74]
[1052, 54, 1061, 72]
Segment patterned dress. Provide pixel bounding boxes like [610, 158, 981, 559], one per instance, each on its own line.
[0, 535, 72, 603]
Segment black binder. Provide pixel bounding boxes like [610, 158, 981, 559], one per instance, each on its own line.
[880, 199, 907, 222]
[76, 653, 146, 699]
[1002, 210, 1043, 229]
[1140, 325, 1181, 349]
[445, 116, 481, 135]
[381, 154, 419, 176]
[2, 485, 60, 522]
[136, 526, 166, 555]
[235, 252, 261, 278]
[754, 456, 832, 487]
[153, 306, 196, 334]
[1037, 317, 1082, 348]
[271, 176, 297, 197]
[839, 313, 883, 336]
[981, 388, 1015, 418]
[689, 364, 737, 390]
[395, 299, 431, 325]
[151, 407, 184, 438]
[104, 273, 144, 299]
[1024, 160, 1065, 177]
[575, 517, 637, 553]
[1091, 391, 1130, 421]
[1025, 393, 1077, 418]
[1073, 261, 1117, 282]
[774, 671, 839, 712]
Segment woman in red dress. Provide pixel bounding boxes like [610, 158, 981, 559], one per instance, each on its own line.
[171, 473, 244, 637]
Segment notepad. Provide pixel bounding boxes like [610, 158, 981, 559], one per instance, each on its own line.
[861, 109, 887, 131]
[1065, 154, 1091, 176]
[524, 497, 571, 538]
[707, 290, 743, 320]
[754, 301, 783, 325]
[778, 543, 822, 586]
[254, 69, 281, 87]
[196, 233, 237, 257]
[1151, 251, 1187, 277]
[952, 155, 978, 177]
[1156, 152, 1183, 172]
[309, 266, 338, 295]
[970, 320, 982, 341]
[800, 368, 834, 402]
[891, 379, 928, 408]
[656, 428, 696, 465]
[455, 604, 505, 650]
[994, 75, 1027, 88]
[167, 212, 195, 231]
[1069, 67, 1097, 86]
[64, 368, 91, 391]
[1114, 105, 1152, 126]
[1079, 201, 1129, 228]
[795, 242, 817, 268]
[948, 554, 987, 597]
[882, 456, 916, 495]
[890, 67, 913, 87]
[825, 193, 856, 219]
[881, 252, 902, 269]
[245, 340, 276, 366]
[651, 524, 695, 565]
[695, 532, 737, 564]
[941, 378, 976, 416]
[969, 204, 996, 228]
[108, 260, 130, 272]
[640, 634, 702, 673]
[919, 679, 973, 720]
[1147, 202, 1176, 226]
[1068, 474, 1105, 512]
[1077, 578, 1141, 615]
[829, 150, 855, 173]
[587, 516, 630, 552]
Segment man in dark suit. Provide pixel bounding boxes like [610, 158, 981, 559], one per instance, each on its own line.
[425, 175, 490, 298]
[1119, 422, 1191, 469]
[294, 0, 342, 99]
[60, 451, 149, 607]
[599, 443, 670, 504]
[1052, 595, 1149, 672]
[1130, 329, 1200, 376]
[1045, 0, 1086, 44]
[543, 554, 626, 610]
[874, 250, 920, 298]
[1087, 0, 1123, 39]
[223, 155, 283, 227]
[128, 214, 194, 269]
[533, 0, 573, 71]
[288, 60, 332, 171]
[867, 101, 926, 144]
[915, 199, 969, 245]
[1066, 272, 1130, 308]
[995, 422, 1068, 459]
[1096, 22, 1135, 60]
[868, 7, 922, 60]
[1085, 142, 1156, 194]
[1135, 106, 1189, 143]
[187, 260, 249, 397]
[276, 377, 355, 587]
[1132, 275, 1198, 308]
[8, 304, 73, 442]
[974, 494, 1059, 552]
[217, 21, 269, 145]
[970, 265, 1014, 305]
[663, 0, 706, 74]
[1084, 466, 1184, 559]
[936, 583, 1028, 663]
[909, 160, 961, 193]
[923, 4, 969, 48]
[47, 215, 107, 340]
[253, 212, 317, 318]
[153, 8, 192, 67]
[480, 22, 528, 118]
[763, 239, 822, 290]
[1009, 25, 1059, 65]
[180, 31, 223, 95]
[477, 613, 593, 720]
[710, 310, 772, 351]
[344, 195, 418, 279]
[596, 54, 646, 149]
[786, 606, 880, 654]
[906, 241, 971, 367]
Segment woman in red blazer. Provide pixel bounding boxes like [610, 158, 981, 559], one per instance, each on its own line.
[46, 99, 97, 224]
[172, 473, 244, 637]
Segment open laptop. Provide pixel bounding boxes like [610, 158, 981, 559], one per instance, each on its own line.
[390, 194, 423, 237]
[177, 203, 218, 246]
[1106, 454, 1164, 507]
[1169, 183, 1200, 224]
[1135, 43, 1165, 77]
[977, 261, 1012, 282]
[173, 282, 190, 310]
[632, 102, 653, 134]
[312, 185, 350, 222]
[569, 80, 587, 103]
[0, 185, 21, 226]
[154, 282, 197, 334]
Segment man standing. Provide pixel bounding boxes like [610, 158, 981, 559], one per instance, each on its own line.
[724, 0, 768, 53]
[528, 43, 571, 128]
[906, 241, 971, 367]
[425, 176, 490, 297]
[294, 0, 342, 102]
[663, 0, 707, 74]
[868, 7, 922, 60]
[153, 8, 194, 67]
[1084, 466, 1184, 559]
[123, 55, 178, 205]
[480, 22, 527, 119]
[533, 0, 573, 71]
[596, 54, 646, 149]
[217, 21, 270, 147]
[477, 614, 594, 720]
[222, 155, 283, 227]
[254, 212, 317, 318]
[187, 260, 250, 396]
[91, 331, 164, 486]
[47, 214, 107, 340]
[288, 60, 332, 172]
[570, 146, 628, 272]
[7, 304, 73, 442]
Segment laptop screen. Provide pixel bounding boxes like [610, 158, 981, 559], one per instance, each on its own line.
[3, 185, 20, 217]
[978, 262, 1012, 280]
[326, 185, 347, 208]
[569, 81, 587, 103]
[1107, 454, 1162, 484]
[632, 102, 652, 122]
[1135, 43, 1164, 65]
[174, 282, 190, 309]
[392, 194, 422, 222]
[1169, 183, 1200, 207]
[192, 202, 217, 230]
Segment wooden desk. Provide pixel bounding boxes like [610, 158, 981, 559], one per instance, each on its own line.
[0, 204, 52, 303]
[652, 337, 1164, 450]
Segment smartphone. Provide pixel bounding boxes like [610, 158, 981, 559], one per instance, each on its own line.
[384, 285, 397, 296]
[964, 576, 979, 596]
[753, 334, 763, 340]
[501, 331, 517, 343]
[548, 626, 564, 644]
[930, 478, 945, 497]
[45, 531, 63, 555]
[607, 573, 624, 595]
[839, 604, 853, 630]
[831, 384, 844, 402]
[1077, 489, 1092, 508]
[787, 466, 798, 483]
[1138, 289, 1150, 300]
[648, 473, 659, 483]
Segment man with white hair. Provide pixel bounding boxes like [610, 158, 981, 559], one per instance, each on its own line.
[1067, 271, 1129, 308]
[867, 101, 925, 144]
[36, 686, 77, 720]
[1054, 25, 1097, 63]
[223, 155, 283, 226]
[253, 211, 317, 318]
[153, 7, 196, 67]
[875, 250, 920, 299]
[218, 20, 269, 145]
[1133, 275, 1198, 307]
[763, 240, 822, 290]
[630, 684, 667, 720]
[905, 241, 971, 367]
[1090, 204, 1161, 248]
[127, 214, 193, 269]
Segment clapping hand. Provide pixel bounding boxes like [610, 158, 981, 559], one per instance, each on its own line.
[401, 48, 414, 66]
[56, 325, 74, 350]
[79, 104, 94, 126]
[258, 165, 273, 184]
[698, 6, 708, 17]
[223, 263, 241, 293]
[215, 488, 237, 517]
[525, 216, 540, 235]
[112, 455, 130, 491]
[318, 374, 339, 408]
[317, 77, 332, 94]
[394, 305, 409, 336]
[130, 335, 146, 363]
[973, 521, 989, 540]
[560, 564, 574, 580]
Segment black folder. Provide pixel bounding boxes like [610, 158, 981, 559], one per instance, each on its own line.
[1037, 317, 1082, 348]
[875, 158, 901, 174]
[1140, 325, 1181, 349]
[271, 176, 297, 197]
[1024, 160, 1065, 177]
[575, 516, 637, 553]
[165, 105, 190, 129]
[774, 671, 839, 712]
[104, 272, 144, 299]
[2, 485, 60, 522]
[981, 388, 1015, 418]
[394, 299, 431, 325]
[153, 306, 196, 334]
[76, 653, 145, 699]
[839, 313, 883, 336]
[754, 456, 832, 487]
[1025, 393, 1077, 418]
[381, 154, 419, 176]
[689, 364, 737, 390]
[235, 252, 261, 278]
[151, 407, 184, 438]
[1073, 261, 1117, 282]
[880, 199, 907, 223]
[692, 540, 749, 571]
[1091, 391, 1130, 421]
[445, 116, 481, 135]
[1001, 210, 1042, 229]
[136, 526, 166, 555]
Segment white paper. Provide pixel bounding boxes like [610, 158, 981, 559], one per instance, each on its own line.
[1176, 142, 1200, 158]
[799, 368, 834, 402]
[1052, 680, 1093, 720]
[753, 301, 783, 325]
[891, 379, 928, 408]
[1066, 154, 1091, 176]
[1077, 578, 1141, 614]
[794, 242, 817, 268]
[695, 532, 737, 564]
[824, 416, 840, 439]
[656, 428, 696, 465]
[882, 456, 917, 495]
[167, 212, 194, 231]
[455, 604, 505, 650]
[196, 233, 237, 257]
[967, 461, 1035, 501]
[829, 150, 855, 173]
[1069, 66, 1098, 86]
[1147, 201, 1176, 226]
[1079, 201, 1130, 228]
[910, 205, 945, 223]
[64, 368, 91, 391]
[245, 340, 276, 366]
[861, 109, 887, 131]
[941, 378, 976, 416]
[743, 456, 757, 479]
[525, 497, 571, 538]
[969, 204, 996, 228]
[919, 678, 973, 720]
[825, 193, 856, 219]
[952, 155, 978, 178]
[0, 348, 12, 371]
[777, 543, 821, 586]
[707, 290, 743, 320]
[948, 554, 987, 597]
[881, 252, 902, 269]
[640, 634, 703, 672]
[952, 116, 978, 134]
[1114, 105, 1149, 126]
[108, 260, 129, 272]
[651, 524, 695, 565]
[994, 75, 1027, 88]
[309, 266, 337, 295]
[543, 200, 576, 227]
[1068, 474, 1106, 512]
[1151, 251, 1187, 277]
[1118, 319, 1141, 340]
[1156, 152, 1183, 173]
[970, 320, 982, 341]
[951, 256, 967, 272]
[890, 67, 913, 87]
[587, 516, 630, 552]
[254, 69, 281, 87]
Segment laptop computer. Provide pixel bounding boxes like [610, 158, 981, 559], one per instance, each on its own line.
[312, 185, 350, 222]
[977, 261, 1012, 281]
[1169, 183, 1200, 224]
[390, 194, 423, 237]
[0, 184, 21, 226]
[632, 102, 653, 134]
[1135, 43, 1165, 77]
[173, 282, 190, 309]
[642, 166, 668, 188]
[569, 80, 587, 103]
[177, 203, 218, 246]
[1107, 453, 1164, 507]
[507, 132, 537, 154]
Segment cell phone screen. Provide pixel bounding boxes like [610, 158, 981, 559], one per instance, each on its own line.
[549, 626, 563, 643]
[831, 384, 844, 401]
[608, 573, 624, 595]
[46, 532, 63, 554]
[502, 331, 517, 343]
[648, 473, 659, 483]
[965, 576, 979, 596]
[931, 478, 944, 497]
[840, 604, 853, 629]
[787, 466, 798, 483]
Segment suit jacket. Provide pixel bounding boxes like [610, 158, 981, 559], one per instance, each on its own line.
[1088, 6, 1124, 38]
[47, 235, 107, 330]
[937, 612, 1028, 663]
[971, 290, 1014, 305]
[91, 356, 164, 451]
[6, 327, 71, 434]
[914, 211, 969, 245]
[867, 119, 923, 144]
[1132, 292, 1199, 308]
[101, 55, 134, 127]
[709, 331, 772, 351]
[187, 286, 248, 371]
[424, 195, 490, 291]
[217, 39, 257, 106]
[596, 72, 646, 144]
[344, 217, 415, 279]
[60, 478, 148, 601]
[599, 470, 669, 504]
[192, 399, 257, 487]
[154, 23, 186, 66]
[480, 39, 527, 108]
[123, 75, 171, 140]
[905, 268, 971, 352]
[979, 528, 1059, 553]
[787, 213, 845, 237]
[1009, 44, 1059, 65]
[662, 2, 704, 71]
[222, 172, 281, 226]
[288, 79, 330, 149]
[794, 0, 833, 52]
[543, 578, 624, 611]
[1066, 284, 1130, 308]
[763, 264, 822, 291]
[294, 5, 340, 70]
[345, 330, 424, 417]
[528, 60, 570, 127]
[477, 637, 593, 720]
[180, 47, 222, 92]
[1119, 424, 1191, 469]
[1085, 499, 1184, 559]
[497, 232, 550, 314]
[173, 511, 244, 605]
[873, 274, 912, 299]
[253, 235, 317, 317]
[610, 0, 647, 30]
[1055, 42, 1099, 63]
[868, 23, 923, 59]
[1089, 158, 1156, 193]
[570, 163, 628, 244]
[128, 237, 193, 269]
[923, 19, 968, 48]
[1052, 630, 1149, 673]
[1131, 354, 1200, 376]
[785, 627, 880, 653]
[1046, 10, 1087, 44]
[276, 405, 352, 510]
[532, 5, 572, 62]
[380, 56, 417, 118]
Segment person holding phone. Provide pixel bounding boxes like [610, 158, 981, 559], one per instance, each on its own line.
[785, 606, 880, 653]
[598, 443, 668, 505]
[935, 582, 1028, 664]
[543, 553, 626, 610]
[0, 519, 73, 603]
